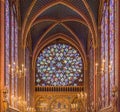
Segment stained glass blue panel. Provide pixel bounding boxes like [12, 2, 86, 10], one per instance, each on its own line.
[36, 43, 84, 86]
[101, 0, 115, 107]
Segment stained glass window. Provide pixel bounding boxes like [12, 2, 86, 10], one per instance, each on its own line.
[36, 43, 84, 86]
[104, 4, 109, 106]
[101, 5, 105, 107]
[11, 6, 18, 106]
[14, 18, 18, 103]
[5, 0, 10, 101]
[109, 0, 115, 101]
[5, 1, 18, 106]
[101, 0, 115, 108]
[11, 9, 15, 102]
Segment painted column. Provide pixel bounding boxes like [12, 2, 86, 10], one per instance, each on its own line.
[18, 29, 25, 110]
[94, 47, 96, 112]
[0, 0, 5, 111]
[118, 0, 120, 111]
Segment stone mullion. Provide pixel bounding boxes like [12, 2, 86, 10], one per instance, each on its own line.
[103, 7, 105, 107]
[17, 18, 26, 111]
[8, 0, 11, 103]
[86, 34, 91, 111]
[0, 0, 5, 111]
[107, 1, 110, 106]
[94, 47, 96, 111]
[118, 0, 120, 111]
[12, 7, 17, 107]
[9, 1, 13, 105]
[113, 0, 116, 89]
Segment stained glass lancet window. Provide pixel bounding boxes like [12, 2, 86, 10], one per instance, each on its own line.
[36, 43, 84, 86]
[14, 16, 18, 104]
[104, 3, 109, 106]
[5, 1, 18, 106]
[11, 8, 15, 104]
[101, 0, 115, 108]
[10, 4, 18, 106]
[101, 4, 106, 107]
[5, 0, 10, 101]
[109, 0, 115, 101]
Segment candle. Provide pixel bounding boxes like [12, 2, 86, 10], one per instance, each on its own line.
[22, 64, 24, 73]
[13, 62, 16, 66]
[16, 65, 19, 74]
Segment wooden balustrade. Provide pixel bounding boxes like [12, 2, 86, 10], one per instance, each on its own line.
[35, 86, 84, 92]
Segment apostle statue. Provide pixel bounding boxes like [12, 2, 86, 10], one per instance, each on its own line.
[111, 86, 118, 112]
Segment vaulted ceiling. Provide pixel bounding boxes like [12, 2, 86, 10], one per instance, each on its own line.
[20, 0, 100, 53]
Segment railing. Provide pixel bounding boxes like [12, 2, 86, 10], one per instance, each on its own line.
[35, 86, 84, 92]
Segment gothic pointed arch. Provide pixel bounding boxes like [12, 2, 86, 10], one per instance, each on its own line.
[22, 1, 96, 49]
[32, 34, 87, 70]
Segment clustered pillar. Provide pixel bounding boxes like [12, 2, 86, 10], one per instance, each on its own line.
[0, 0, 5, 111]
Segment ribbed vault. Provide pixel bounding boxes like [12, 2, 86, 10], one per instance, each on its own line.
[20, 0, 100, 53]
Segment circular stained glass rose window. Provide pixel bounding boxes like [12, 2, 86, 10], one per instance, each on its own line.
[36, 43, 84, 86]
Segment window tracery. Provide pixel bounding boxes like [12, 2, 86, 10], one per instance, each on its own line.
[36, 43, 84, 86]
[5, 0, 18, 105]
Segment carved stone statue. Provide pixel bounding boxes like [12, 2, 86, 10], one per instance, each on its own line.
[111, 86, 118, 112]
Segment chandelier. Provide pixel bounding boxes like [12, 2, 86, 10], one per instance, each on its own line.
[8, 62, 26, 78]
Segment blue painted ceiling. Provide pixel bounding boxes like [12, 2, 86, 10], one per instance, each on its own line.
[20, 0, 100, 52]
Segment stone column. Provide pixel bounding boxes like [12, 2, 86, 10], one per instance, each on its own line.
[118, 0, 120, 111]
[0, 0, 5, 111]
[18, 26, 25, 110]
